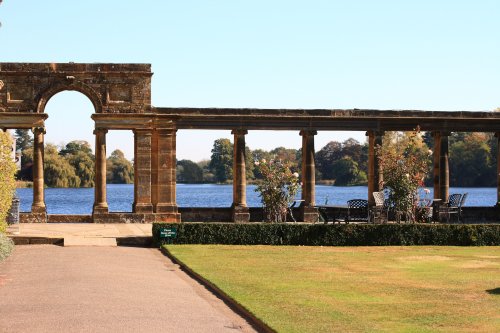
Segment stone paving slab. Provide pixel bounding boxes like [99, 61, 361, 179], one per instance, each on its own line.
[64, 236, 118, 247]
[0, 246, 257, 333]
[7, 223, 152, 238]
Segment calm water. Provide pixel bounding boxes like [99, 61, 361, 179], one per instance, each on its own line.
[15, 184, 496, 214]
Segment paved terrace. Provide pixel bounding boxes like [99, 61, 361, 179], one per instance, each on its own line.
[0, 245, 257, 333]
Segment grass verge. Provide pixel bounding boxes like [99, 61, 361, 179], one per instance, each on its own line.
[165, 245, 500, 333]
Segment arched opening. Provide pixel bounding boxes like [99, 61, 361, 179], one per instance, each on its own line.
[42, 91, 96, 214]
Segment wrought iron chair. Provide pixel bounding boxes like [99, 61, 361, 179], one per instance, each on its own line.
[369, 192, 388, 224]
[346, 199, 369, 223]
[439, 193, 462, 223]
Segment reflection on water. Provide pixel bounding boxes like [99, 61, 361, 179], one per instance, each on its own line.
[15, 184, 496, 214]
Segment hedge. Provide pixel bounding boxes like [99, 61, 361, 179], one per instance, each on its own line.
[152, 223, 500, 247]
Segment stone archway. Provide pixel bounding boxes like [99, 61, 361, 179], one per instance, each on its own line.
[0, 62, 160, 223]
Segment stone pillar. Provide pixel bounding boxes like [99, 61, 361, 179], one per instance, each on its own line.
[133, 129, 153, 213]
[299, 130, 318, 222]
[231, 130, 250, 222]
[367, 131, 384, 205]
[432, 131, 441, 200]
[93, 128, 108, 214]
[152, 128, 180, 221]
[31, 127, 46, 215]
[439, 132, 450, 201]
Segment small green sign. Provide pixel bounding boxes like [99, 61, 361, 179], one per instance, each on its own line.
[160, 227, 177, 239]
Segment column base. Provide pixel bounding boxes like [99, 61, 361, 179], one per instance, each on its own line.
[133, 203, 154, 213]
[154, 203, 179, 214]
[92, 204, 109, 215]
[232, 205, 250, 223]
[300, 206, 319, 223]
[31, 205, 46, 214]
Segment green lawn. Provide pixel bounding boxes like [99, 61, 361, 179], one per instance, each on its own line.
[165, 245, 500, 333]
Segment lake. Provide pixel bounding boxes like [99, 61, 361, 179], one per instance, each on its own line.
[15, 184, 497, 214]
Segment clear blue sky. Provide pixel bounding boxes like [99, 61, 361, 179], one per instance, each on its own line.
[1, 0, 499, 161]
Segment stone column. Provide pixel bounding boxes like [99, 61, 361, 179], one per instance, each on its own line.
[152, 128, 180, 221]
[439, 132, 450, 201]
[367, 131, 384, 205]
[432, 131, 441, 200]
[299, 130, 318, 222]
[133, 129, 153, 213]
[231, 130, 250, 222]
[93, 128, 108, 214]
[31, 127, 46, 215]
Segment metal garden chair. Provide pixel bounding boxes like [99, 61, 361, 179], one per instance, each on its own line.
[346, 199, 369, 223]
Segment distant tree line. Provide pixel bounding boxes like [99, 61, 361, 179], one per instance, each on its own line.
[182, 133, 499, 187]
[180, 137, 369, 186]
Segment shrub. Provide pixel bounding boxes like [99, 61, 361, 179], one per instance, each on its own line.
[152, 223, 500, 247]
[0, 233, 14, 262]
[0, 132, 17, 233]
[377, 129, 431, 222]
[254, 159, 299, 222]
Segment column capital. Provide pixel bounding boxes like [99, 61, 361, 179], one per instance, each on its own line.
[433, 131, 451, 137]
[93, 128, 108, 135]
[366, 130, 384, 137]
[133, 128, 153, 136]
[156, 128, 177, 136]
[32, 127, 46, 135]
[231, 129, 248, 136]
[299, 129, 317, 137]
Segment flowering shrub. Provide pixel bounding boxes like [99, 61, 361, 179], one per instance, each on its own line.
[376, 129, 431, 223]
[254, 159, 300, 222]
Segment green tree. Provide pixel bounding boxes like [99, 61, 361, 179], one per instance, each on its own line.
[449, 132, 495, 187]
[15, 129, 33, 180]
[0, 132, 17, 233]
[316, 141, 343, 180]
[197, 160, 216, 183]
[44, 144, 81, 188]
[209, 138, 233, 183]
[331, 156, 366, 186]
[106, 150, 134, 184]
[177, 159, 203, 183]
[15, 129, 32, 152]
[60, 141, 95, 187]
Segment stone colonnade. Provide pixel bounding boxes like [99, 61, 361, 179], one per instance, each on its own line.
[29, 125, 181, 222]
[27, 124, 495, 222]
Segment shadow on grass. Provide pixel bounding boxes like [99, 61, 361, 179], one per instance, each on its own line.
[486, 288, 500, 295]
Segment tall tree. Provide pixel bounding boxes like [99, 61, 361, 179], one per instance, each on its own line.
[106, 149, 134, 184]
[449, 132, 495, 187]
[44, 144, 81, 188]
[60, 141, 95, 187]
[209, 138, 233, 183]
[15, 129, 32, 152]
[315, 141, 343, 180]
